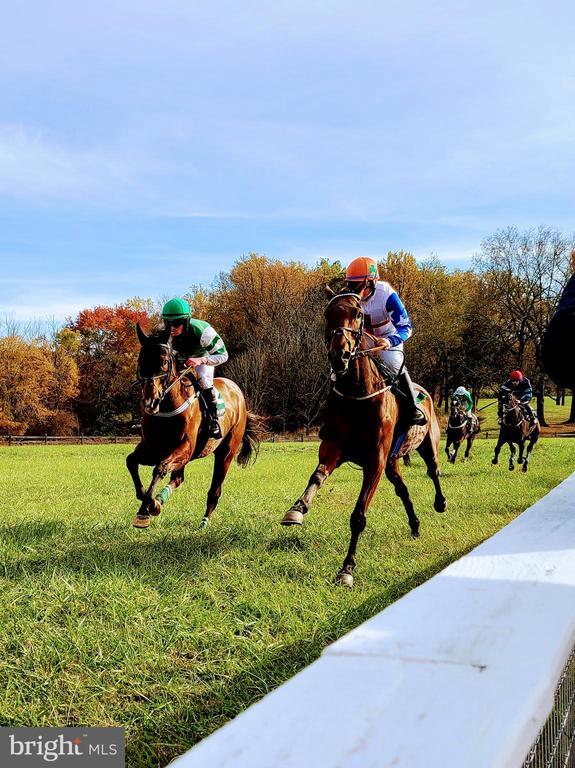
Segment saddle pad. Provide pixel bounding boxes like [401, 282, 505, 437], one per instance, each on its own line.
[216, 389, 226, 416]
[390, 424, 428, 460]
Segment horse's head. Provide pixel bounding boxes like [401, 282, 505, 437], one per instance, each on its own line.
[501, 393, 521, 426]
[324, 292, 364, 375]
[136, 324, 175, 415]
[450, 398, 465, 421]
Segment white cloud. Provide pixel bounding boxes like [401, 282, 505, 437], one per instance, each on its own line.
[0, 124, 133, 199]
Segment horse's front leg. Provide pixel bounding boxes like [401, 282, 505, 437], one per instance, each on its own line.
[508, 442, 516, 471]
[451, 440, 460, 464]
[445, 437, 453, 463]
[126, 444, 146, 500]
[464, 435, 473, 462]
[133, 441, 192, 528]
[336, 460, 384, 588]
[492, 433, 505, 465]
[281, 439, 342, 526]
[523, 435, 538, 473]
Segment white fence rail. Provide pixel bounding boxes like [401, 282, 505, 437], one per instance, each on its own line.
[171, 471, 575, 768]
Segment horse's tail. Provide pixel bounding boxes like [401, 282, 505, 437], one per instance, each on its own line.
[237, 411, 267, 467]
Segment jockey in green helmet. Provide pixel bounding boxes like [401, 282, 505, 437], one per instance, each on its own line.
[452, 386, 475, 431]
[161, 298, 228, 439]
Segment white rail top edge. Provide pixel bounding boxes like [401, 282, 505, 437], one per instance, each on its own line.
[171, 471, 575, 768]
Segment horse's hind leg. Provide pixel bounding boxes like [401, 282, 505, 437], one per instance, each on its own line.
[336, 462, 384, 588]
[417, 434, 447, 513]
[464, 435, 474, 462]
[385, 457, 420, 537]
[281, 439, 342, 526]
[200, 431, 240, 528]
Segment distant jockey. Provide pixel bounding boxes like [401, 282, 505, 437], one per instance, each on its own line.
[162, 298, 228, 439]
[452, 386, 475, 431]
[345, 256, 426, 426]
[498, 370, 536, 426]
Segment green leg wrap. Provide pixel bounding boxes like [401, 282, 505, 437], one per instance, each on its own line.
[156, 485, 173, 505]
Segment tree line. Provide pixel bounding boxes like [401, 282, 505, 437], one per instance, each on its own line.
[1, 226, 574, 435]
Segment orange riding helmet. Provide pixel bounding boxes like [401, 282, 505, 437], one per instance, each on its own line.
[509, 370, 523, 382]
[345, 256, 380, 282]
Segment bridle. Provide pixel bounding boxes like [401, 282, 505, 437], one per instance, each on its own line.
[325, 293, 394, 400]
[326, 292, 365, 360]
[448, 400, 467, 431]
[501, 394, 523, 427]
[137, 342, 197, 415]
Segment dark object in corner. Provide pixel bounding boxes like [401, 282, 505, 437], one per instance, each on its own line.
[543, 273, 575, 389]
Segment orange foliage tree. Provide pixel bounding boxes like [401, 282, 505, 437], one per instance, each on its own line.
[67, 299, 155, 433]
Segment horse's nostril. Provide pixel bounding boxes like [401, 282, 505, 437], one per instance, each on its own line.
[342, 351, 351, 361]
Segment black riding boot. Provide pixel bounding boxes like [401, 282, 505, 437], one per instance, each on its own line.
[200, 387, 222, 439]
[395, 369, 427, 427]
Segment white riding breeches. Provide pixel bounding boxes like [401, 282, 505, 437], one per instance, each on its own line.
[195, 364, 214, 389]
[378, 346, 405, 375]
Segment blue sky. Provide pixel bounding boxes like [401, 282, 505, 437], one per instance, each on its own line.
[1, 0, 574, 321]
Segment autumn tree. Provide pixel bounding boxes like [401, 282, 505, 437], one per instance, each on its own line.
[475, 227, 574, 424]
[67, 299, 154, 433]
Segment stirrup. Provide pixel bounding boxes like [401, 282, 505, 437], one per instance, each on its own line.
[411, 407, 427, 426]
[208, 417, 222, 438]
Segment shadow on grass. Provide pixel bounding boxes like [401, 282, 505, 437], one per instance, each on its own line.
[129, 551, 465, 768]
[0, 523, 244, 583]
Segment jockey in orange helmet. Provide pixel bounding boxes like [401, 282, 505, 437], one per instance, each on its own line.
[498, 369, 535, 425]
[345, 256, 426, 426]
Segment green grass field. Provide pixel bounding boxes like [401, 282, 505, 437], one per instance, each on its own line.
[1, 441, 574, 766]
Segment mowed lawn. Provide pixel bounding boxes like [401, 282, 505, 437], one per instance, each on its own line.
[1, 440, 574, 767]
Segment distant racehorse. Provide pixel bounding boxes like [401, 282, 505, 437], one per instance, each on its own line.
[281, 291, 446, 587]
[445, 400, 480, 463]
[491, 393, 540, 473]
[127, 325, 264, 529]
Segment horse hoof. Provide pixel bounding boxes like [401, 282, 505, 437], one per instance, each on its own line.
[149, 499, 162, 516]
[132, 515, 151, 529]
[335, 572, 354, 588]
[509, 464, 514, 472]
[199, 517, 209, 529]
[281, 509, 304, 526]
[434, 499, 446, 513]
[522, 463, 528, 473]
[491, 459, 498, 465]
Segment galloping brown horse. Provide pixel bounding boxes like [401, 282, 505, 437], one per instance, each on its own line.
[127, 325, 262, 529]
[281, 291, 447, 587]
[491, 393, 540, 473]
[445, 401, 480, 463]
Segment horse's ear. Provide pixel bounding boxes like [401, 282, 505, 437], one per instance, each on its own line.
[325, 285, 336, 298]
[136, 323, 148, 345]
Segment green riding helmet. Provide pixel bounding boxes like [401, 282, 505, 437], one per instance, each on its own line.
[162, 297, 191, 321]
